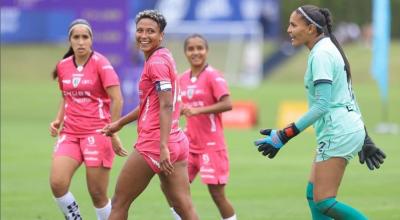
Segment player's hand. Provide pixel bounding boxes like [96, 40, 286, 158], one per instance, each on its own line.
[254, 123, 299, 159]
[358, 132, 386, 170]
[101, 120, 123, 136]
[159, 143, 174, 175]
[111, 134, 128, 157]
[254, 129, 285, 158]
[181, 107, 200, 117]
[49, 120, 62, 137]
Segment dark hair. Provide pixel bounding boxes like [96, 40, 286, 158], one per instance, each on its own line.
[183, 33, 209, 51]
[135, 9, 167, 32]
[68, 18, 93, 39]
[52, 47, 74, 79]
[296, 5, 352, 82]
[52, 18, 92, 80]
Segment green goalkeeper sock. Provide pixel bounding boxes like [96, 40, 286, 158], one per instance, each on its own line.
[316, 197, 367, 220]
[306, 182, 332, 220]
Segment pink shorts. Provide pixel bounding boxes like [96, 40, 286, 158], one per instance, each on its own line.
[135, 137, 189, 173]
[188, 149, 230, 185]
[53, 133, 115, 168]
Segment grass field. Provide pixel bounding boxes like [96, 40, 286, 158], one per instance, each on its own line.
[1, 42, 400, 220]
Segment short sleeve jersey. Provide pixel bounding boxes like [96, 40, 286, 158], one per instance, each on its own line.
[304, 38, 363, 140]
[137, 47, 184, 143]
[180, 66, 230, 153]
[56, 51, 120, 136]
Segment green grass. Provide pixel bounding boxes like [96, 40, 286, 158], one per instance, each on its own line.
[1, 42, 400, 220]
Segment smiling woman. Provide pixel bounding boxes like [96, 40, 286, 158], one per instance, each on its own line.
[101, 10, 199, 220]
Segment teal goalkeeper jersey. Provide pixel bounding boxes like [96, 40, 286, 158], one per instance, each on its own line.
[303, 37, 364, 140]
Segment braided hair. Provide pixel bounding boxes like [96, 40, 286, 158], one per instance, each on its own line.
[296, 5, 352, 82]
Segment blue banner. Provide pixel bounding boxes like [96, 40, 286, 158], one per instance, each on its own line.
[132, 0, 280, 38]
[371, 0, 390, 102]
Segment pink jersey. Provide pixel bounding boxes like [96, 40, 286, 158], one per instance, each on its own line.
[57, 51, 120, 136]
[180, 65, 230, 153]
[136, 47, 184, 144]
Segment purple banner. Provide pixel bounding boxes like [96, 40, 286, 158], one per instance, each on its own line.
[1, 0, 139, 113]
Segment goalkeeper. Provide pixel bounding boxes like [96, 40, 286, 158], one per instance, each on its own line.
[254, 5, 386, 220]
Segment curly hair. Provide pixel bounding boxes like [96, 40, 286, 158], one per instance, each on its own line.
[135, 9, 167, 32]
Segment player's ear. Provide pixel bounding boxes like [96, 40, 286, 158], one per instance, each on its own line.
[309, 24, 318, 35]
[307, 24, 313, 34]
[159, 32, 164, 42]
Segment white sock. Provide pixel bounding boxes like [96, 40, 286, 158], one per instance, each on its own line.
[54, 191, 82, 219]
[170, 207, 182, 220]
[223, 214, 237, 220]
[95, 199, 111, 220]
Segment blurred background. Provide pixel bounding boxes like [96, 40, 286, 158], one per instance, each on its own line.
[1, 0, 399, 219]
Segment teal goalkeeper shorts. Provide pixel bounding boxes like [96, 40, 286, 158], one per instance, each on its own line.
[315, 129, 365, 162]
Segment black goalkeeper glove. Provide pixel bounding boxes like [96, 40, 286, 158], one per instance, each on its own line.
[358, 128, 386, 170]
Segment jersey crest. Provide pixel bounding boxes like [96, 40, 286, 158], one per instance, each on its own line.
[72, 73, 83, 88]
[187, 87, 195, 99]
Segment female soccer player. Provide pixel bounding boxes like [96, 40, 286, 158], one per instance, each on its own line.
[49, 18, 127, 220]
[101, 10, 199, 220]
[254, 5, 384, 219]
[167, 34, 236, 220]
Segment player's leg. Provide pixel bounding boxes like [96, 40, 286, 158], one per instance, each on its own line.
[82, 133, 114, 220]
[162, 190, 183, 220]
[50, 135, 83, 219]
[307, 160, 332, 220]
[86, 167, 111, 220]
[163, 151, 199, 220]
[313, 158, 367, 219]
[202, 150, 236, 219]
[108, 149, 155, 220]
[208, 184, 236, 220]
[159, 160, 199, 220]
[161, 184, 182, 220]
[313, 130, 367, 219]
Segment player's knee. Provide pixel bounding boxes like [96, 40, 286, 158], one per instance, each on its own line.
[315, 197, 337, 214]
[209, 187, 227, 204]
[49, 177, 69, 196]
[111, 195, 132, 211]
[88, 188, 107, 206]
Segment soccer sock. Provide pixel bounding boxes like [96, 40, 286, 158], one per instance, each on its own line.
[316, 197, 368, 220]
[170, 207, 182, 220]
[54, 191, 82, 219]
[95, 199, 111, 220]
[222, 214, 237, 220]
[306, 182, 332, 220]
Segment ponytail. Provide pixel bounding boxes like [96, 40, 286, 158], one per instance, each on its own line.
[298, 5, 352, 83]
[319, 8, 352, 82]
[52, 47, 74, 80]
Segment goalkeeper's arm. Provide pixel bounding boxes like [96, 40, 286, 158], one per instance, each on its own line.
[294, 81, 331, 132]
